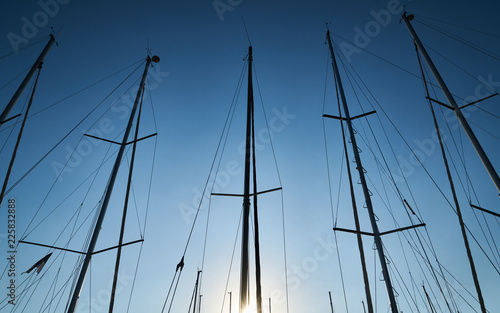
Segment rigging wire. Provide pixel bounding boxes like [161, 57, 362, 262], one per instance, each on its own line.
[160, 60, 248, 312]
[418, 44, 500, 272]
[328, 33, 487, 312]
[16, 73, 140, 239]
[1, 61, 150, 312]
[2, 65, 144, 200]
[414, 19, 500, 62]
[0, 65, 31, 92]
[416, 14, 500, 39]
[0, 59, 144, 135]
[0, 70, 31, 156]
[323, 40, 351, 313]
[125, 74, 160, 313]
[333, 37, 427, 313]
[424, 44, 497, 94]
[321, 48, 341, 227]
[253, 60, 290, 313]
[219, 209, 243, 313]
[329, 31, 484, 106]
[0, 36, 49, 60]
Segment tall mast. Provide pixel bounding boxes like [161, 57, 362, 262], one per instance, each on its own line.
[0, 64, 42, 208]
[193, 270, 202, 313]
[328, 291, 334, 313]
[325, 31, 399, 313]
[401, 12, 500, 195]
[412, 34, 487, 312]
[66, 56, 157, 313]
[240, 45, 253, 313]
[335, 69, 374, 313]
[0, 35, 55, 126]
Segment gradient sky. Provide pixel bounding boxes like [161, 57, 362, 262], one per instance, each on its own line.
[1, 1, 500, 313]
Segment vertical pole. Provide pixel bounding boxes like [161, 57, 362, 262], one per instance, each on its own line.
[0, 35, 55, 126]
[193, 270, 202, 313]
[326, 31, 399, 313]
[251, 61, 263, 313]
[404, 13, 488, 312]
[229, 292, 232, 313]
[328, 292, 334, 313]
[66, 56, 155, 313]
[240, 46, 253, 313]
[428, 91, 487, 313]
[336, 77, 374, 313]
[401, 12, 500, 196]
[108, 75, 145, 313]
[268, 298, 271, 313]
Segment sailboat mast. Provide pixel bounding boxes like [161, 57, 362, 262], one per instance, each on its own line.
[66, 56, 156, 313]
[325, 30, 399, 313]
[401, 12, 500, 195]
[193, 270, 202, 313]
[240, 45, 253, 313]
[0, 35, 55, 126]
[328, 291, 334, 313]
[336, 77, 374, 313]
[108, 75, 145, 313]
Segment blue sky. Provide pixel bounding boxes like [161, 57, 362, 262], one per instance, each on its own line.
[1, 0, 500, 313]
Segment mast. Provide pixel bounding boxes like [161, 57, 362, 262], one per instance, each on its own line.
[108, 71, 145, 313]
[0, 35, 55, 126]
[251, 52, 263, 313]
[0, 64, 42, 207]
[335, 76, 374, 313]
[403, 13, 488, 312]
[240, 45, 253, 313]
[328, 291, 334, 313]
[193, 270, 202, 313]
[66, 56, 157, 313]
[325, 30, 399, 313]
[401, 12, 500, 196]
[424, 60, 487, 313]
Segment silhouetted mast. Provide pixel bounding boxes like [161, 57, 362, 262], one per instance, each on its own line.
[67, 56, 158, 313]
[402, 12, 500, 196]
[402, 13, 488, 313]
[239, 45, 253, 313]
[325, 30, 399, 313]
[0, 35, 55, 126]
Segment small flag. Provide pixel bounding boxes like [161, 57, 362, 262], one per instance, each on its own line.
[24, 253, 52, 274]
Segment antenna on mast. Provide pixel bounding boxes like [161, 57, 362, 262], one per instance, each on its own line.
[242, 17, 252, 46]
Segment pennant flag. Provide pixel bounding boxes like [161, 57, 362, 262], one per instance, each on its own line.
[24, 253, 52, 274]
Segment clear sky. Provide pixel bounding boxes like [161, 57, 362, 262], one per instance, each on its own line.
[1, 1, 500, 313]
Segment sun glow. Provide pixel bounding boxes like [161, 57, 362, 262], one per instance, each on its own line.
[242, 303, 257, 313]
